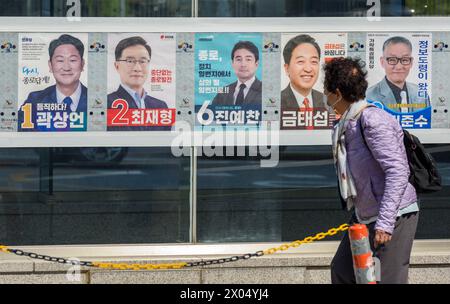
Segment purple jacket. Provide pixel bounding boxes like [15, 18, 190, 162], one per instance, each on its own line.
[344, 106, 417, 234]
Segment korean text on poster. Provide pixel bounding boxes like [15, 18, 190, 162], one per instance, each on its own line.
[366, 33, 432, 129]
[195, 33, 263, 129]
[18, 33, 88, 131]
[106, 33, 176, 131]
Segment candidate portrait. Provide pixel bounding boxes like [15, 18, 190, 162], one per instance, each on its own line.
[107, 36, 170, 131]
[281, 34, 326, 112]
[108, 36, 168, 110]
[366, 36, 430, 113]
[21, 34, 87, 113]
[211, 40, 262, 106]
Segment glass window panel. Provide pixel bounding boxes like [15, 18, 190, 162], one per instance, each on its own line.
[197, 145, 348, 242]
[1, 1, 449, 18]
[197, 144, 450, 242]
[416, 144, 450, 239]
[405, 0, 450, 16]
[0, 147, 190, 245]
[0, 148, 39, 192]
[0, 0, 192, 17]
[198, 0, 450, 17]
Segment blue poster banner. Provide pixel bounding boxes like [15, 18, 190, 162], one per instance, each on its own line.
[195, 33, 263, 129]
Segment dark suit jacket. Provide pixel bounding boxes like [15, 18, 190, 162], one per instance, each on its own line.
[281, 85, 326, 112]
[107, 85, 171, 131]
[211, 78, 262, 106]
[23, 83, 88, 112]
[366, 77, 430, 113]
[18, 83, 88, 131]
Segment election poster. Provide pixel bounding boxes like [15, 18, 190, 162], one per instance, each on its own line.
[366, 33, 432, 129]
[195, 33, 263, 129]
[6, 30, 444, 136]
[107, 33, 176, 131]
[280, 33, 347, 130]
[430, 32, 450, 128]
[18, 33, 88, 132]
[0, 33, 18, 132]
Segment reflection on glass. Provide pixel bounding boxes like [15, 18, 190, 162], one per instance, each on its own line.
[197, 146, 348, 242]
[0, 147, 190, 246]
[405, 0, 450, 16]
[0, 0, 449, 17]
[0, 0, 191, 17]
[197, 145, 450, 242]
[198, 0, 421, 17]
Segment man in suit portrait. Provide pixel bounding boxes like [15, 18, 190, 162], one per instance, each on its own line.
[108, 36, 169, 130]
[366, 36, 430, 113]
[21, 34, 87, 114]
[281, 34, 326, 112]
[211, 40, 261, 106]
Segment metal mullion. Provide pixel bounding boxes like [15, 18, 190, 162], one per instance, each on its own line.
[189, 0, 198, 244]
[192, 0, 198, 17]
[189, 146, 198, 243]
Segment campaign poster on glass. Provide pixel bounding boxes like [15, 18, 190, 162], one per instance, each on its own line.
[280, 32, 347, 130]
[107, 33, 176, 131]
[18, 33, 88, 131]
[366, 33, 432, 129]
[195, 33, 263, 129]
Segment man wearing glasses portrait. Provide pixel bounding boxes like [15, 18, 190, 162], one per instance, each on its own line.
[366, 36, 430, 113]
[107, 36, 168, 110]
[107, 36, 169, 130]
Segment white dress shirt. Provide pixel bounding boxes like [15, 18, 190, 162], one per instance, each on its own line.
[233, 76, 256, 105]
[121, 83, 148, 109]
[290, 84, 313, 109]
[56, 82, 82, 112]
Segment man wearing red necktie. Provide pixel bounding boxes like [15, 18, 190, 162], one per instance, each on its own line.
[281, 34, 328, 130]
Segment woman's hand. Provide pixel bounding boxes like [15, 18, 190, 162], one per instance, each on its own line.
[374, 229, 392, 248]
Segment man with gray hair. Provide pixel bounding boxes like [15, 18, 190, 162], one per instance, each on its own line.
[366, 36, 430, 113]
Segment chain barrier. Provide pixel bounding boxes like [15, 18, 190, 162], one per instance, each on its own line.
[1, 246, 95, 267]
[0, 223, 349, 271]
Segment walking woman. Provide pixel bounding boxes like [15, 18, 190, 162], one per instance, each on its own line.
[324, 57, 419, 284]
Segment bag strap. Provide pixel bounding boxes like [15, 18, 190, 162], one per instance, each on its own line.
[359, 114, 368, 148]
[358, 105, 375, 150]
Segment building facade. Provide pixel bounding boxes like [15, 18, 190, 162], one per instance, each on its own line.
[0, 0, 449, 284]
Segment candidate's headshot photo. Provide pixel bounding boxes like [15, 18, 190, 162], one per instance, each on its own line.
[366, 36, 430, 112]
[107, 36, 168, 110]
[281, 34, 325, 111]
[22, 34, 87, 113]
[211, 40, 262, 106]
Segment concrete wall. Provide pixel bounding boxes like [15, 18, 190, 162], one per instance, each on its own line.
[1, 241, 449, 284]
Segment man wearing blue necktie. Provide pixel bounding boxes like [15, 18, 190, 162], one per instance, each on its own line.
[19, 34, 88, 130]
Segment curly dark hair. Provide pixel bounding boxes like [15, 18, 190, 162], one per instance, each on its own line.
[323, 57, 368, 103]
